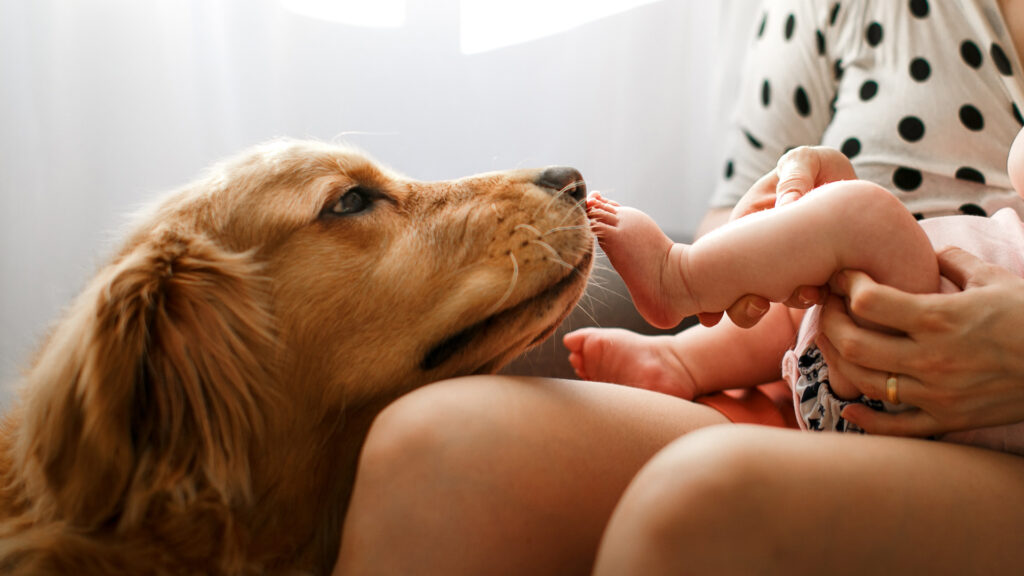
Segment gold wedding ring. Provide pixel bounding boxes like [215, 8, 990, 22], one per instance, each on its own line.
[885, 373, 901, 404]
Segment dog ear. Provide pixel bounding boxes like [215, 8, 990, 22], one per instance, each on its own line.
[16, 227, 275, 529]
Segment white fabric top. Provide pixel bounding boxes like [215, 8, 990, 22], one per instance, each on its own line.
[711, 0, 1024, 219]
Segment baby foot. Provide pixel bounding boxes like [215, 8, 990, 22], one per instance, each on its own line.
[563, 328, 697, 400]
[587, 192, 695, 328]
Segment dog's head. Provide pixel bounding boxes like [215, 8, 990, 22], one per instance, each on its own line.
[240, 141, 594, 407]
[7, 140, 592, 537]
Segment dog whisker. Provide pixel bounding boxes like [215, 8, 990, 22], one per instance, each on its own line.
[585, 282, 628, 305]
[529, 239, 561, 260]
[534, 180, 583, 219]
[543, 256, 576, 271]
[515, 223, 543, 237]
[555, 180, 585, 203]
[573, 195, 588, 213]
[485, 252, 519, 316]
[573, 298, 602, 327]
[534, 190, 564, 219]
[549, 195, 588, 227]
[543, 224, 588, 236]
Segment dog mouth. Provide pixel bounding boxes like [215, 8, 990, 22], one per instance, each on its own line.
[420, 248, 593, 373]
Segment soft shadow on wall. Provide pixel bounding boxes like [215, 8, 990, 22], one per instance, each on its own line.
[0, 0, 760, 401]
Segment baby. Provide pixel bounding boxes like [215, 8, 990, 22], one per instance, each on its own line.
[565, 142, 1024, 454]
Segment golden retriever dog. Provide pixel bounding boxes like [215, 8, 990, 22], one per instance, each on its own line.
[0, 140, 593, 574]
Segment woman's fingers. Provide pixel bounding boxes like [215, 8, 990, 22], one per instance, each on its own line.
[819, 330, 929, 418]
[774, 151, 817, 206]
[936, 247, 976, 288]
[715, 287, 821, 332]
[815, 333, 887, 401]
[818, 293, 916, 375]
[731, 170, 780, 220]
[724, 295, 770, 328]
[936, 245, 1002, 290]
[830, 270, 947, 336]
[840, 403, 943, 438]
[782, 285, 827, 309]
[774, 146, 857, 206]
[697, 311, 723, 327]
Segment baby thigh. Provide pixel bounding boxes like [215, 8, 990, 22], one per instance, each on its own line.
[804, 180, 940, 295]
[335, 375, 729, 576]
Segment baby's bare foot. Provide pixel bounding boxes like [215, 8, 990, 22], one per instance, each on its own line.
[587, 192, 696, 328]
[563, 328, 697, 399]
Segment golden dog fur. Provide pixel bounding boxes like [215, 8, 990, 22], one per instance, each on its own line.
[0, 140, 593, 574]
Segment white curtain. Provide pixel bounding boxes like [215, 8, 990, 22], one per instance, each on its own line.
[0, 0, 760, 398]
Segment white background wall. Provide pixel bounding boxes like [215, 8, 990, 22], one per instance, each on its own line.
[0, 0, 760, 402]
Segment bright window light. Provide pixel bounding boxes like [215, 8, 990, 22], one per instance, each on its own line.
[460, 0, 663, 54]
[280, 0, 406, 28]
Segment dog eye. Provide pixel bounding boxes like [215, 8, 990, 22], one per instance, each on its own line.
[326, 188, 372, 216]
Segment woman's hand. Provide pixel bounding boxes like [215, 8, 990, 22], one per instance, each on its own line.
[818, 247, 1024, 437]
[729, 145, 857, 221]
[698, 146, 855, 328]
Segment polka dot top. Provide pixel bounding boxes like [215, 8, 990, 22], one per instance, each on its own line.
[711, 0, 1024, 219]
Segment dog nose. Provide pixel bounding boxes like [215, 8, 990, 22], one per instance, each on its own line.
[535, 166, 586, 203]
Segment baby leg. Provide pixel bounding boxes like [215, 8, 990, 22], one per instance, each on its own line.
[563, 328, 699, 398]
[684, 180, 941, 310]
[566, 302, 802, 397]
[589, 182, 939, 331]
[580, 182, 939, 402]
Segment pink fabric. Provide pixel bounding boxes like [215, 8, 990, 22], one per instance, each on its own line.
[782, 208, 1024, 455]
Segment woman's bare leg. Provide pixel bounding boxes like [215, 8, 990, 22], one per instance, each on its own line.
[334, 375, 730, 576]
[595, 425, 1024, 575]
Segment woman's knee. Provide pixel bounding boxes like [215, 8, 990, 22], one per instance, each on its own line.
[628, 425, 784, 524]
[598, 425, 797, 575]
[357, 376, 504, 478]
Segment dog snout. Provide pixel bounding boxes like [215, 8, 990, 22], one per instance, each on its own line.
[535, 167, 586, 203]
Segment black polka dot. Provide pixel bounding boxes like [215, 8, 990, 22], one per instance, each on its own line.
[841, 137, 861, 158]
[961, 40, 983, 68]
[834, 59, 844, 81]
[816, 30, 826, 55]
[866, 22, 883, 47]
[893, 167, 923, 191]
[859, 80, 878, 100]
[959, 104, 984, 131]
[794, 86, 811, 117]
[913, 212, 925, 221]
[909, 57, 931, 81]
[898, 116, 925, 142]
[724, 160, 735, 180]
[955, 167, 985, 184]
[909, 0, 929, 18]
[1013, 102, 1024, 126]
[959, 203, 987, 216]
[757, 13, 767, 38]
[992, 43, 1013, 75]
[785, 13, 796, 40]
[761, 79, 771, 107]
[830, 92, 838, 116]
[829, 3, 841, 26]
[744, 129, 763, 149]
